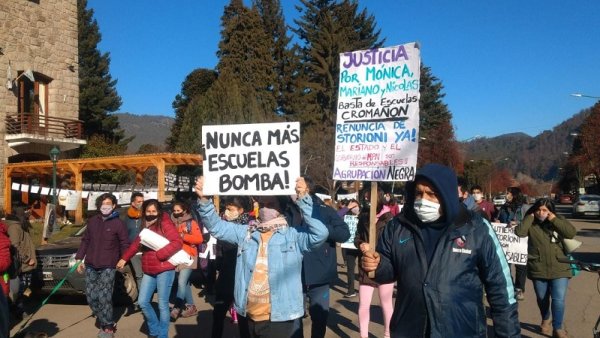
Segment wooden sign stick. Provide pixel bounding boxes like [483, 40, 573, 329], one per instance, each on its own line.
[368, 181, 378, 278]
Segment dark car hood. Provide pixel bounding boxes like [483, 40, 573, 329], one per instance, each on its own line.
[36, 236, 82, 255]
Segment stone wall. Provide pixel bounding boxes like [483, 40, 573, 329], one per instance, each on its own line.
[0, 0, 79, 210]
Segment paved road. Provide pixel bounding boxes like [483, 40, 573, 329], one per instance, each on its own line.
[10, 206, 600, 338]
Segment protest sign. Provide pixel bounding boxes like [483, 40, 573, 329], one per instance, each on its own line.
[333, 43, 421, 182]
[492, 223, 528, 265]
[65, 191, 82, 211]
[202, 122, 300, 195]
[340, 215, 359, 249]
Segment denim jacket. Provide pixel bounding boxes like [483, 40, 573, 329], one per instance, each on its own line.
[195, 194, 328, 322]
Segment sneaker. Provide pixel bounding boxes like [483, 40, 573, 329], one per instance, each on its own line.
[170, 307, 181, 320]
[344, 292, 357, 298]
[180, 304, 198, 318]
[97, 327, 115, 338]
[515, 289, 525, 301]
[553, 329, 569, 338]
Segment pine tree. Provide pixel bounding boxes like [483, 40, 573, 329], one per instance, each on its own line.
[253, 0, 294, 115]
[167, 68, 217, 151]
[292, 0, 383, 193]
[417, 65, 462, 171]
[217, 0, 277, 122]
[293, 0, 383, 126]
[78, 0, 123, 143]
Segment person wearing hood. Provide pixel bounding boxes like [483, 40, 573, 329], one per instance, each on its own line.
[362, 163, 520, 338]
[193, 176, 329, 338]
[75, 193, 130, 338]
[169, 200, 203, 320]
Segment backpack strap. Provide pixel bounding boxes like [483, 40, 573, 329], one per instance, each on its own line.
[186, 219, 192, 233]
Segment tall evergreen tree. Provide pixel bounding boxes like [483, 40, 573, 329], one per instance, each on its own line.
[253, 0, 294, 115]
[217, 0, 277, 122]
[292, 0, 383, 194]
[78, 0, 123, 143]
[167, 68, 217, 151]
[293, 0, 383, 126]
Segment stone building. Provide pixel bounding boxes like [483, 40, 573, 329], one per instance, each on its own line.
[0, 0, 85, 211]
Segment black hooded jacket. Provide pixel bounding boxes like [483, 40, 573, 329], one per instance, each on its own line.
[300, 195, 350, 285]
[374, 164, 520, 338]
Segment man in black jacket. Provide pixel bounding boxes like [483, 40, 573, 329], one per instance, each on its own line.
[362, 163, 520, 338]
[291, 176, 350, 338]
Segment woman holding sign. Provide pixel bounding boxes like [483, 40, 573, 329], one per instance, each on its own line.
[194, 177, 328, 338]
[515, 198, 576, 338]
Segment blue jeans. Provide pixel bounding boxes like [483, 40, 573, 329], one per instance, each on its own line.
[532, 278, 569, 330]
[174, 267, 194, 309]
[138, 270, 176, 338]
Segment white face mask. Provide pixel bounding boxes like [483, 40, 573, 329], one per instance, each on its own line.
[224, 209, 240, 221]
[413, 198, 441, 223]
[473, 193, 483, 202]
[100, 205, 114, 216]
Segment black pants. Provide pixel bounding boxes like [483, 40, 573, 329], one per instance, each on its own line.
[291, 283, 330, 338]
[343, 249, 359, 294]
[238, 316, 294, 338]
[513, 263, 527, 291]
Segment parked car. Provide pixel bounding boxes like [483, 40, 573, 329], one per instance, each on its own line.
[559, 194, 574, 205]
[493, 195, 507, 206]
[572, 194, 600, 218]
[31, 212, 140, 305]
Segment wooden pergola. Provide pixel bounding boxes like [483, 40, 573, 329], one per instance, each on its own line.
[4, 153, 203, 223]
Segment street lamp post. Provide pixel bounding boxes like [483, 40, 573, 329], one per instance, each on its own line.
[49, 146, 61, 233]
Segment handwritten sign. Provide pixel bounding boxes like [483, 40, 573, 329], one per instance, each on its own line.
[340, 215, 359, 249]
[492, 223, 528, 265]
[333, 43, 421, 182]
[65, 191, 82, 211]
[202, 122, 300, 195]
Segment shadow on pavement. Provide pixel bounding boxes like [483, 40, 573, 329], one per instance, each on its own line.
[11, 319, 59, 338]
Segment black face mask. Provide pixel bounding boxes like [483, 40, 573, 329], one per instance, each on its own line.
[172, 212, 184, 218]
[145, 215, 159, 222]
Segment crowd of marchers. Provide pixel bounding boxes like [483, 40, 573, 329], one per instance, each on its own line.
[0, 163, 579, 338]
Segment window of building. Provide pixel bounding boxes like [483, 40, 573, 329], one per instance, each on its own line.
[17, 71, 53, 128]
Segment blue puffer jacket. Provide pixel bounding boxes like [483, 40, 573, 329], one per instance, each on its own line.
[374, 164, 520, 338]
[195, 194, 328, 322]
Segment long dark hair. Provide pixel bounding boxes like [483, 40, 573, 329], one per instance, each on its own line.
[142, 199, 163, 231]
[525, 198, 555, 216]
[507, 187, 526, 209]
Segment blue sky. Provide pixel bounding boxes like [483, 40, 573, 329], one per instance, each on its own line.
[88, 0, 600, 140]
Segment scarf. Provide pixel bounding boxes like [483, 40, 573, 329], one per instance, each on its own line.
[127, 206, 141, 219]
[248, 216, 288, 233]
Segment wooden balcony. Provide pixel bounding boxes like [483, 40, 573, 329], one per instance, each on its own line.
[5, 113, 83, 140]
